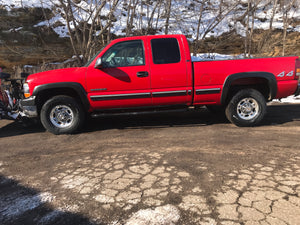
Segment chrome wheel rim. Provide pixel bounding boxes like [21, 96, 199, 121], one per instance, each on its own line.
[50, 105, 74, 128]
[237, 98, 259, 120]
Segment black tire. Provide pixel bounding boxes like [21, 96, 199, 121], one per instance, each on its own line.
[225, 89, 266, 127]
[40, 95, 85, 134]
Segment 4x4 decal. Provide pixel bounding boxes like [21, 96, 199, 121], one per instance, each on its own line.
[277, 71, 294, 77]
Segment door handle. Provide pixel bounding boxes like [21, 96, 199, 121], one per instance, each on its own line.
[137, 71, 149, 78]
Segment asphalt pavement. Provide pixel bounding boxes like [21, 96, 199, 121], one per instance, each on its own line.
[0, 103, 300, 224]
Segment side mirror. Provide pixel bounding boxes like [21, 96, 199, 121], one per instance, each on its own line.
[94, 57, 103, 69]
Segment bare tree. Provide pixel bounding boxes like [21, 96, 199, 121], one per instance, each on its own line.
[125, 0, 140, 36]
[138, 0, 144, 33]
[269, 0, 278, 31]
[125, 0, 132, 36]
[51, 0, 119, 64]
[164, 0, 172, 34]
[147, 0, 162, 33]
[243, 0, 264, 57]
[192, 0, 240, 55]
[155, 0, 163, 30]
[204, 1, 240, 38]
[35, 0, 300, 61]
[281, 0, 297, 55]
[193, 0, 207, 56]
[258, 0, 279, 53]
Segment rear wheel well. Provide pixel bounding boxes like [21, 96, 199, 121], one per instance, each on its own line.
[224, 77, 270, 105]
[36, 88, 83, 114]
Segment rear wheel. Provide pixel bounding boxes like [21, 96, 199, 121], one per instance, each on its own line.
[225, 89, 266, 127]
[40, 95, 85, 134]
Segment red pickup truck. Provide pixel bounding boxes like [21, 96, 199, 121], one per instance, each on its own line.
[20, 34, 300, 134]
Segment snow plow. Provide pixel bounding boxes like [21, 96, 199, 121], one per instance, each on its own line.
[0, 71, 28, 121]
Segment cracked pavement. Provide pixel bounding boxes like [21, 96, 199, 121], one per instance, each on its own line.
[0, 104, 300, 224]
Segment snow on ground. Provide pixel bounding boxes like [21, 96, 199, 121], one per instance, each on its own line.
[273, 95, 300, 104]
[0, 191, 54, 222]
[192, 53, 246, 61]
[2, 0, 300, 40]
[2, 0, 55, 9]
[124, 205, 180, 225]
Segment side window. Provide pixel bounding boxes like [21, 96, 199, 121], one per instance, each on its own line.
[102, 40, 145, 67]
[151, 38, 181, 64]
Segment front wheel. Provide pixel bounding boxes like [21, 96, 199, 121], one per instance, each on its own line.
[225, 89, 266, 127]
[40, 95, 85, 134]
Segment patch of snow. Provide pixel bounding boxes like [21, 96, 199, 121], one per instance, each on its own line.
[52, 26, 69, 38]
[8, 27, 23, 32]
[2, 0, 55, 10]
[24, 65, 33, 68]
[125, 204, 180, 225]
[0, 192, 54, 222]
[294, 26, 300, 33]
[192, 53, 246, 62]
[235, 22, 247, 37]
[273, 95, 300, 104]
[3, 1, 300, 40]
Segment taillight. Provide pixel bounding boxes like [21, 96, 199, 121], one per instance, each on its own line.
[296, 59, 300, 77]
[296, 68, 300, 77]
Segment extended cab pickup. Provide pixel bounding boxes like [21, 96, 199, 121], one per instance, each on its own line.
[21, 34, 300, 134]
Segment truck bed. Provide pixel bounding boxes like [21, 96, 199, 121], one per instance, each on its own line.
[192, 56, 299, 105]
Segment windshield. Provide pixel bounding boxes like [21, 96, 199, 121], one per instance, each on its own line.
[83, 44, 108, 67]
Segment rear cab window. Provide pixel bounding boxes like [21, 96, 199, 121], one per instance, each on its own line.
[151, 38, 181, 64]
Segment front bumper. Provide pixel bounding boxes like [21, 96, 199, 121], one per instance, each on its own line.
[20, 96, 38, 117]
[295, 83, 300, 96]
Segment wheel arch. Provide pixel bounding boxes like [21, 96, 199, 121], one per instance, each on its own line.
[221, 72, 277, 105]
[33, 82, 90, 113]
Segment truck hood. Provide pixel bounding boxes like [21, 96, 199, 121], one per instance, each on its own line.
[26, 67, 87, 88]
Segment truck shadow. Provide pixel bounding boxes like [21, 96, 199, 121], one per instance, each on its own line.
[262, 103, 300, 126]
[85, 107, 228, 132]
[0, 175, 97, 225]
[0, 119, 44, 138]
[86, 104, 300, 132]
[0, 104, 300, 137]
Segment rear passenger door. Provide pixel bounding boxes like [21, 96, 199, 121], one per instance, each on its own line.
[148, 37, 190, 106]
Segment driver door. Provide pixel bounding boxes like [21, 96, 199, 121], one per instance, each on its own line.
[86, 39, 151, 110]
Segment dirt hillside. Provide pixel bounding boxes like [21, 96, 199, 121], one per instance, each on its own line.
[1, 7, 300, 75]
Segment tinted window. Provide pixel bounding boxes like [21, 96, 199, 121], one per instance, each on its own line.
[102, 40, 145, 67]
[151, 38, 181, 64]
